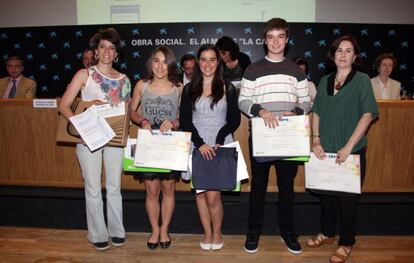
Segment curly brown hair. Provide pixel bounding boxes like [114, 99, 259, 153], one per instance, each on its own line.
[89, 28, 121, 51]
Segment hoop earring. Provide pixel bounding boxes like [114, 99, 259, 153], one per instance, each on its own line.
[94, 53, 99, 61]
[114, 56, 119, 63]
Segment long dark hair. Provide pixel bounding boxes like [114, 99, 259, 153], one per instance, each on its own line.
[191, 44, 224, 109]
[215, 36, 239, 60]
[144, 45, 180, 87]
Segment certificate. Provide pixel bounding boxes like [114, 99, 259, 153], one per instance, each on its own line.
[134, 129, 192, 171]
[69, 107, 115, 151]
[123, 138, 171, 173]
[251, 115, 310, 157]
[90, 102, 125, 118]
[304, 153, 361, 194]
[56, 100, 129, 147]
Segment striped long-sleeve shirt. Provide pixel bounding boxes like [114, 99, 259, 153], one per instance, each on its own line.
[238, 57, 311, 117]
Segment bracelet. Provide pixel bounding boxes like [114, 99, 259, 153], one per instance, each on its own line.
[312, 135, 320, 138]
[139, 118, 150, 127]
[171, 119, 179, 130]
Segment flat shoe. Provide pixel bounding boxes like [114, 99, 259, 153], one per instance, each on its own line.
[211, 234, 224, 250]
[200, 241, 211, 250]
[160, 238, 171, 249]
[147, 241, 159, 250]
[211, 241, 224, 250]
[111, 237, 125, 247]
[147, 239, 160, 250]
[94, 241, 109, 251]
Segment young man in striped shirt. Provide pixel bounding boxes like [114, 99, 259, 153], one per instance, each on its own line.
[239, 17, 311, 255]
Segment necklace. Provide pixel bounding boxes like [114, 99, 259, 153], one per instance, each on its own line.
[334, 76, 347, 90]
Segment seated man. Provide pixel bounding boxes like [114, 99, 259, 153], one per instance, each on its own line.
[0, 56, 37, 98]
[82, 48, 96, 69]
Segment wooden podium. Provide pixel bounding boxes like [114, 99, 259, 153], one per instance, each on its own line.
[1, 99, 414, 192]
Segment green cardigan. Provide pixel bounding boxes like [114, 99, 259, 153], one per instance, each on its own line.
[312, 70, 379, 153]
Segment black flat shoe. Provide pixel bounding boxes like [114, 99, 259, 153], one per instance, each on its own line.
[147, 241, 159, 250]
[160, 238, 171, 249]
[94, 241, 109, 251]
[111, 237, 125, 247]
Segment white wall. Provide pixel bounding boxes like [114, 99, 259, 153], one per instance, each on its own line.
[0, 0, 76, 27]
[77, 0, 316, 24]
[0, 0, 413, 27]
[315, 0, 414, 24]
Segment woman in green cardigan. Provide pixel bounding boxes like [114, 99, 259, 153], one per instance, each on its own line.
[307, 35, 378, 263]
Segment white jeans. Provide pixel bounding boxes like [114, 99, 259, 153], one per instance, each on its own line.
[76, 144, 125, 243]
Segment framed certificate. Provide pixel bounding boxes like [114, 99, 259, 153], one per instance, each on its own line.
[251, 115, 310, 157]
[304, 153, 361, 194]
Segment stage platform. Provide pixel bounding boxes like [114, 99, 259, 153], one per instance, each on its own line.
[1, 186, 413, 236]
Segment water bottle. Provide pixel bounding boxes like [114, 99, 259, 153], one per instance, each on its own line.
[401, 90, 408, 100]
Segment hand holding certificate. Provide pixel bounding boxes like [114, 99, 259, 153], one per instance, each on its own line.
[304, 153, 361, 194]
[252, 115, 310, 157]
[69, 105, 116, 151]
[134, 129, 192, 171]
[57, 100, 129, 147]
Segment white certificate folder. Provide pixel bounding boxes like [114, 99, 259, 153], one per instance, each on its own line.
[251, 115, 310, 157]
[305, 153, 361, 194]
[134, 129, 192, 171]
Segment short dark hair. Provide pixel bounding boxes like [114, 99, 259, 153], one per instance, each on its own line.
[5, 56, 24, 66]
[215, 36, 239, 60]
[89, 28, 121, 51]
[83, 48, 94, 54]
[180, 53, 196, 68]
[263, 17, 289, 39]
[294, 57, 309, 75]
[327, 35, 361, 67]
[374, 53, 397, 71]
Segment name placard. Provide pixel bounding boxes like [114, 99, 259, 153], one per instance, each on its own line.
[33, 99, 57, 108]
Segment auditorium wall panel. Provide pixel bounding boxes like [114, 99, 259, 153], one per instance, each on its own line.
[1, 99, 413, 192]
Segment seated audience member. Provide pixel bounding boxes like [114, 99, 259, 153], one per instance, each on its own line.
[82, 48, 96, 69]
[215, 36, 249, 83]
[0, 56, 36, 98]
[295, 57, 317, 102]
[371, 53, 401, 100]
[179, 53, 196, 86]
